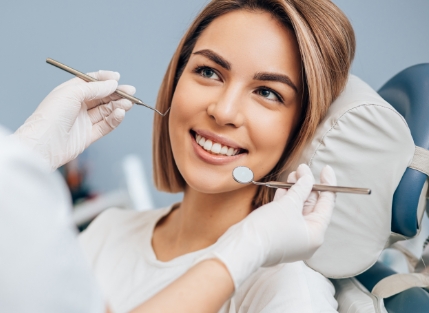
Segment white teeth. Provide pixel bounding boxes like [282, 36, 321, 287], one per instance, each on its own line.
[203, 139, 213, 151]
[195, 132, 242, 156]
[198, 137, 206, 146]
[211, 143, 221, 154]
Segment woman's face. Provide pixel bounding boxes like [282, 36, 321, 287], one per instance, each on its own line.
[169, 10, 302, 195]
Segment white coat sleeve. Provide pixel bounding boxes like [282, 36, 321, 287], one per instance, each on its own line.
[0, 127, 105, 313]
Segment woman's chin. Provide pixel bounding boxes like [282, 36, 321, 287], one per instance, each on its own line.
[183, 174, 243, 196]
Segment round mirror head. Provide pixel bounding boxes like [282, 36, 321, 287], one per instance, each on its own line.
[232, 166, 254, 184]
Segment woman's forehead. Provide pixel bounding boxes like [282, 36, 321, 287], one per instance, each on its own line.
[192, 10, 301, 83]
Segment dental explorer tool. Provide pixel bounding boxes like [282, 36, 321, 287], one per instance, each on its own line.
[46, 58, 170, 117]
[232, 166, 371, 195]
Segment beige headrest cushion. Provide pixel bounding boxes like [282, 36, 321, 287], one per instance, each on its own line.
[289, 75, 415, 278]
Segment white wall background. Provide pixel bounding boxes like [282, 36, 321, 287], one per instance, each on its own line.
[1, 0, 428, 208]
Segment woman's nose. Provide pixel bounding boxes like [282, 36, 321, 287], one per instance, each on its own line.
[206, 88, 245, 127]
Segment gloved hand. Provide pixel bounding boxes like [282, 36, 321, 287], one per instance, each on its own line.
[12, 71, 135, 171]
[197, 164, 336, 290]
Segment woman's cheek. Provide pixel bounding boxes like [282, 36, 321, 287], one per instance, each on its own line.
[248, 108, 293, 166]
[171, 80, 197, 120]
[181, 72, 225, 108]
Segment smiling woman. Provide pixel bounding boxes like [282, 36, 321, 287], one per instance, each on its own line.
[154, 0, 355, 208]
[168, 10, 302, 203]
[79, 1, 355, 312]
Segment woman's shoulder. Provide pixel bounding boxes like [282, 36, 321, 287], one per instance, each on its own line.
[230, 262, 337, 313]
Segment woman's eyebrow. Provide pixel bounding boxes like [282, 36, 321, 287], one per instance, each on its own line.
[193, 49, 231, 70]
[253, 72, 298, 94]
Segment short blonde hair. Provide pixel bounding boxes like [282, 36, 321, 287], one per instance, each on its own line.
[153, 0, 355, 208]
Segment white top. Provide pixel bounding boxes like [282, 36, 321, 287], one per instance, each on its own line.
[79, 206, 338, 313]
[0, 126, 104, 313]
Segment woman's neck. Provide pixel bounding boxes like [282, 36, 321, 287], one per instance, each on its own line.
[152, 184, 257, 262]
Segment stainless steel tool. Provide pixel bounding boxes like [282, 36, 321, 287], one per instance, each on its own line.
[232, 166, 371, 195]
[46, 58, 170, 116]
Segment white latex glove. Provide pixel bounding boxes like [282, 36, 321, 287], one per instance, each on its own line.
[12, 71, 136, 171]
[197, 164, 336, 289]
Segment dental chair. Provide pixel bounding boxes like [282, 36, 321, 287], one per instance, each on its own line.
[291, 64, 429, 313]
[354, 64, 429, 313]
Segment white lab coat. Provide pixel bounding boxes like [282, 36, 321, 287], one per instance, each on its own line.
[0, 126, 104, 313]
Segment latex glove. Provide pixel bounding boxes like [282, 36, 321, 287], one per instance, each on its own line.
[286, 165, 320, 216]
[12, 71, 135, 171]
[197, 164, 336, 290]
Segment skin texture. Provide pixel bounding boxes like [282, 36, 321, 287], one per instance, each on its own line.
[153, 10, 302, 261]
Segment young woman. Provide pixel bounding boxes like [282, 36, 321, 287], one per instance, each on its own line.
[80, 0, 355, 312]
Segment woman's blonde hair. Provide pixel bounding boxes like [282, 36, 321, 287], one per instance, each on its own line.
[153, 0, 355, 208]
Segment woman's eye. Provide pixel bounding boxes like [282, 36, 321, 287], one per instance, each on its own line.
[202, 68, 215, 78]
[195, 66, 220, 80]
[256, 88, 282, 102]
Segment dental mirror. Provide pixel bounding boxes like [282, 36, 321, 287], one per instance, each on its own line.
[232, 166, 371, 195]
[232, 166, 254, 184]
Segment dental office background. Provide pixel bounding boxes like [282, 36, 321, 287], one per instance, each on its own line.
[1, 0, 428, 210]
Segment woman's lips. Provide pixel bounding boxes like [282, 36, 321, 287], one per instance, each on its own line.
[190, 132, 247, 165]
[193, 129, 244, 150]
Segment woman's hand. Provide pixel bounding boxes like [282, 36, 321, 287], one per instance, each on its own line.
[12, 71, 135, 171]
[196, 164, 337, 290]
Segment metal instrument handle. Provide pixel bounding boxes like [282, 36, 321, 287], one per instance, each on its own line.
[46, 58, 169, 116]
[253, 181, 371, 194]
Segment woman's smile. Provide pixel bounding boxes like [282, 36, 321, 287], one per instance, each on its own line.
[190, 129, 248, 165]
[168, 9, 302, 194]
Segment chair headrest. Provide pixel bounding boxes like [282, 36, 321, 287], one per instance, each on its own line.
[378, 64, 429, 237]
[289, 75, 415, 278]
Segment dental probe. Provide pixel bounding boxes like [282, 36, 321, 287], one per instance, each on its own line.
[232, 166, 371, 195]
[46, 58, 170, 117]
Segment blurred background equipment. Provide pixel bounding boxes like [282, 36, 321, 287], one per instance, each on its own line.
[60, 151, 94, 205]
[72, 154, 154, 231]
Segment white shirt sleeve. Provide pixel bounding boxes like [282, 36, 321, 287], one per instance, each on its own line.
[0, 128, 105, 313]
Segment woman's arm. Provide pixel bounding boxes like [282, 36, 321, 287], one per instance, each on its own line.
[128, 259, 234, 313]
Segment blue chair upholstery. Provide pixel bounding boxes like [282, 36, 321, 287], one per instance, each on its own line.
[355, 64, 429, 312]
[356, 262, 429, 313]
[378, 64, 429, 237]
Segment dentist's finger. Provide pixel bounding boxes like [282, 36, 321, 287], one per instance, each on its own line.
[88, 98, 133, 124]
[273, 188, 288, 201]
[310, 165, 337, 223]
[279, 174, 314, 212]
[86, 84, 136, 109]
[287, 171, 297, 183]
[90, 108, 125, 144]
